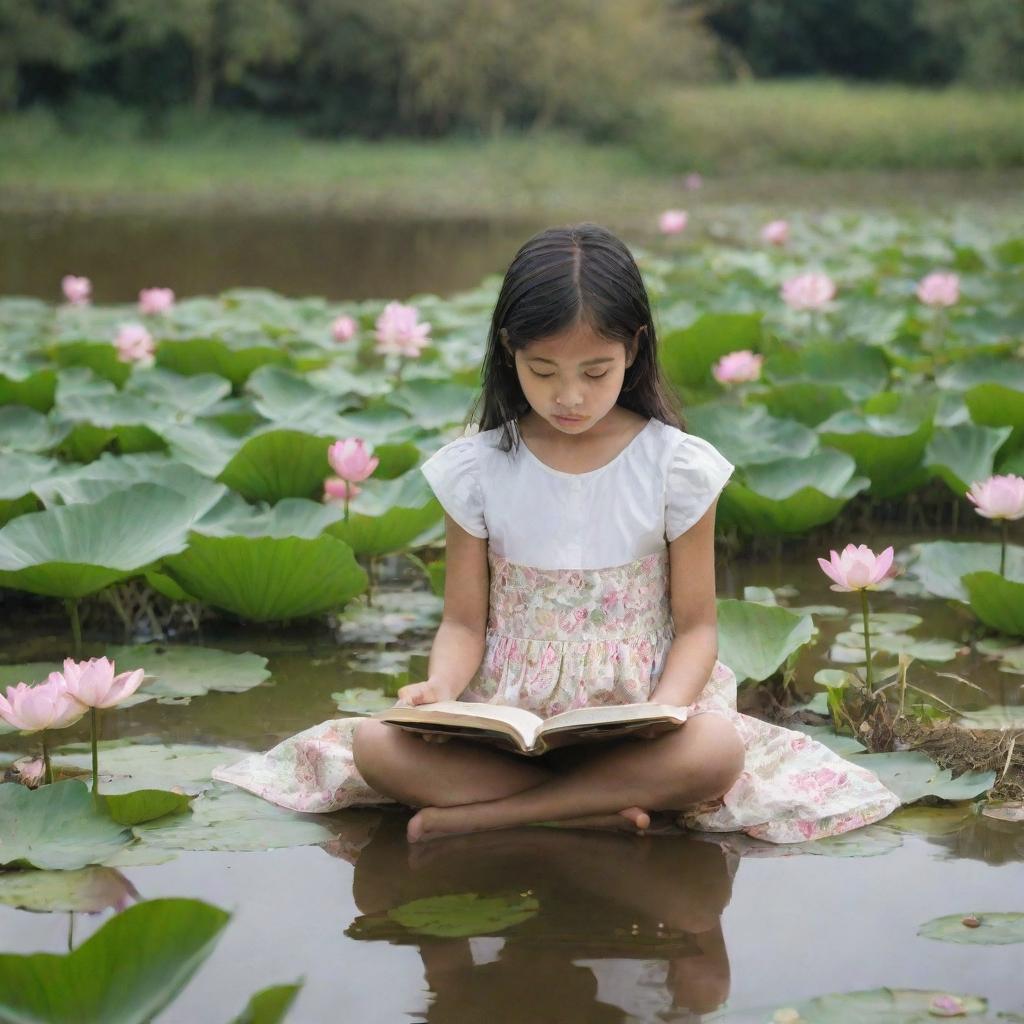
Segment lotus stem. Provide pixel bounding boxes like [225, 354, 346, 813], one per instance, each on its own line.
[1000, 520, 1008, 578]
[91, 707, 101, 804]
[860, 590, 874, 691]
[366, 556, 375, 608]
[41, 730, 53, 785]
[344, 497, 350, 524]
[67, 912, 75, 953]
[67, 598, 82, 658]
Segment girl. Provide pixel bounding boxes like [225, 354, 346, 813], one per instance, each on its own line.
[213, 223, 902, 845]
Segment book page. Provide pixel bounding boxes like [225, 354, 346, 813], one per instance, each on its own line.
[373, 701, 544, 748]
[538, 702, 688, 736]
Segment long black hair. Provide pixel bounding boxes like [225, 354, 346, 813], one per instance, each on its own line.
[467, 222, 684, 453]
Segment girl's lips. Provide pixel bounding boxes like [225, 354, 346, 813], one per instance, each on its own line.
[554, 415, 586, 422]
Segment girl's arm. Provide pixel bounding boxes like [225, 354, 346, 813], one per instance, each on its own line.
[398, 514, 490, 705]
[648, 498, 721, 708]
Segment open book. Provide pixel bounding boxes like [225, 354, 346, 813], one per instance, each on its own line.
[370, 700, 688, 756]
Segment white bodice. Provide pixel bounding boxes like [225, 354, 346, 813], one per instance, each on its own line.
[420, 417, 734, 570]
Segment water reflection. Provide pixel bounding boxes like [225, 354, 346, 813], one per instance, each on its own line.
[332, 811, 737, 1022]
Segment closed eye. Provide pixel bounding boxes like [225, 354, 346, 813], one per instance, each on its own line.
[531, 370, 608, 379]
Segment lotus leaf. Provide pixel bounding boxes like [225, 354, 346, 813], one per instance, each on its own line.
[216, 427, 340, 502]
[103, 789, 194, 825]
[0, 897, 230, 1024]
[327, 473, 442, 555]
[686, 404, 819, 467]
[124, 366, 231, 415]
[919, 912, 1024, 945]
[0, 405, 68, 453]
[0, 363, 57, 411]
[53, 339, 133, 386]
[750, 380, 853, 427]
[381, 892, 539, 939]
[717, 450, 868, 534]
[882, 805, 969, 836]
[957, 705, 1024, 729]
[0, 779, 133, 869]
[0, 452, 52, 524]
[848, 750, 995, 803]
[387, 378, 479, 430]
[960, 571, 1024, 635]
[764, 339, 890, 401]
[660, 312, 763, 388]
[0, 865, 140, 913]
[818, 409, 933, 497]
[333, 687, 398, 715]
[910, 541, 1024, 603]
[133, 783, 340, 851]
[925, 424, 1015, 494]
[0, 483, 195, 598]
[156, 336, 289, 386]
[965, 383, 1024, 450]
[715, 600, 815, 683]
[158, 419, 245, 477]
[229, 983, 302, 1024]
[246, 364, 352, 430]
[105, 643, 271, 699]
[847, 612, 924, 633]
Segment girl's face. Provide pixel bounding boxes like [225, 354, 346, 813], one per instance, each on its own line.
[506, 321, 638, 435]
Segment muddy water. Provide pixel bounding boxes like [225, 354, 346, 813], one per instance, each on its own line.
[0, 210, 550, 303]
[1, 536, 1023, 1020]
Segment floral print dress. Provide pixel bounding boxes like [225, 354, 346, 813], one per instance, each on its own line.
[212, 420, 901, 843]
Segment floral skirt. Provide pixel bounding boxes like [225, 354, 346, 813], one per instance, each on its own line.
[212, 549, 901, 844]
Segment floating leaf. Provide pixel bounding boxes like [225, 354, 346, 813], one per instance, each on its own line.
[372, 892, 540, 939]
[712, 988, 987, 1023]
[0, 865, 141, 914]
[103, 789, 193, 826]
[0, 779, 133, 869]
[848, 751, 995, 803]
[909, 541, 1024, 603]
[716, 600, 815, 683]
[918, 912, 1024, 945]
[105, 644, 271, 699]
[332, 688, 398, 715]
[228, 983, 303, 1024]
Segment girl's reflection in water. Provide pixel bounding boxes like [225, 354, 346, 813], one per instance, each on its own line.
[324, 810, 738, 1022]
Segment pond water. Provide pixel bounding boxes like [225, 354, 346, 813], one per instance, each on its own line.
[1, 535, 1022, 1021]
[0, 210, 562, 304]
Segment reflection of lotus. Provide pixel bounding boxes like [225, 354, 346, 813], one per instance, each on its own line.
[0, 675, 87, 732]
[781, 271, 835, 310]
[61, 274, 91, 305]
[967, 474, 1024, 521]
[817, 544, 894, 593]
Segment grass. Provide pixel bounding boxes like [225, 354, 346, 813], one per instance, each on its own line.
[1, 83, 1023, 225]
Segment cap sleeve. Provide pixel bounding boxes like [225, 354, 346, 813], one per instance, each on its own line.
[420, 436, 488, 539]
[665, 433, 735, 542]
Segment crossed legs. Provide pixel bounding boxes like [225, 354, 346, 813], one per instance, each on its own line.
[352, 713, 746, 843]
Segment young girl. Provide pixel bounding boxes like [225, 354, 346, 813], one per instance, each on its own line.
[213, 223, 902, 845]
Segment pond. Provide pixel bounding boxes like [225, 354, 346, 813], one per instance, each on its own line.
[1, 542, 1022, 1022]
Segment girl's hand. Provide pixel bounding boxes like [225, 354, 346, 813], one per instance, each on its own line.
[394, 680, 452, 744]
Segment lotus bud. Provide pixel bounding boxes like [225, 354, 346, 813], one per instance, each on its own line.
[966, 474, 1024, 520]
[62, 275, 92, 305]
[374, 301, 431, 357]
[327, 438, 379, 482]
[658, 209, 688, 235]
[916, 271, 959, 308]
[138, 287, 175, 315]
[114, 323, 155, 365]
[713, 349, 763, 384]
[761, 219, 789, 245]
[331, 314, 358, 342]
[781, 271, 836, 311]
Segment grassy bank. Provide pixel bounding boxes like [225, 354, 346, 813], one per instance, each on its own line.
[1, 83, 1023, 224]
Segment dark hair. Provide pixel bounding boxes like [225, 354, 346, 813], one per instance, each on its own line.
[467, 222, 684, 453]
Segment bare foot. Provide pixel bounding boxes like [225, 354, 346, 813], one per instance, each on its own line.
[407, 805, 651, 843]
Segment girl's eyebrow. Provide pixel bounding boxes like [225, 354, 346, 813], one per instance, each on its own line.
[526, 356, 616, 365]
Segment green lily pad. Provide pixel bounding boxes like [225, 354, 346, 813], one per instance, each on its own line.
[103, 789, 193, 826]
[750, 380, 853, 427]
[133, 783, 340, 852]
[0, 865, 140, 914]
[332, 688, 397, 715]
[882, 805, 969, 836]
[0, 405, 68, 453]
[848, 751, 995, 803]
[359, 891, 540, 940]
[327, 473, 443, 556]
[687, 404, 819, 467]
[962, 571, 1024, 636]
[957, 706, 1024, 730]
[847, 613, 924, 633]
[156, 336, 289, 387]
[387, 378, 479, 430]
[218, 427, 338, 503]
[925, 424, 1014, 495]
[228, 983, 303, 1024]
[53, 339, 133, 386]
[910, 541, 1024, 603]
[0, 779, 133, 869]
[716, 599, 815, 683]
[333, 589, 443, 643]
[105, 644, 271, 699]
[0, 484, 194, 599]
[0, 897, 230, 1024]
[0, 364, 57, 412]
[718, 449, 868, 535]
[660, 312, 764, 389]
[124, 366, 232, 416]
[918, 912, 1024, 945]
[764, 339, 891, 402]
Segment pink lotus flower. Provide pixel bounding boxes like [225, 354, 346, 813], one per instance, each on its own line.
[61, 657, 145, 709]
[114, 323, 155, 365]
[138, 287, 175, 315]
[327, 438, 379, 482]
[967, 474, 1024, 520]
[324, 476, 362, 502]
[11, 756, 45, 788]
[781, 271, 836, 311]
[658, 209, 688, 234]
[331, 314, 358, 342]
[713, 349, 763, 384]
[916, 271, 959, 308]
[761, 219, 789, 246]
[62, 275, 92, 305]
[817, 544, 895, 592]
[684, 172, 703, 190]
[374, 301, 431, 357]
[0, 675, 87, 732]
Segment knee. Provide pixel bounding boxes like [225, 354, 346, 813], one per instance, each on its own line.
[688, 714, 746, 798]
[351, 718, 397, 776]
